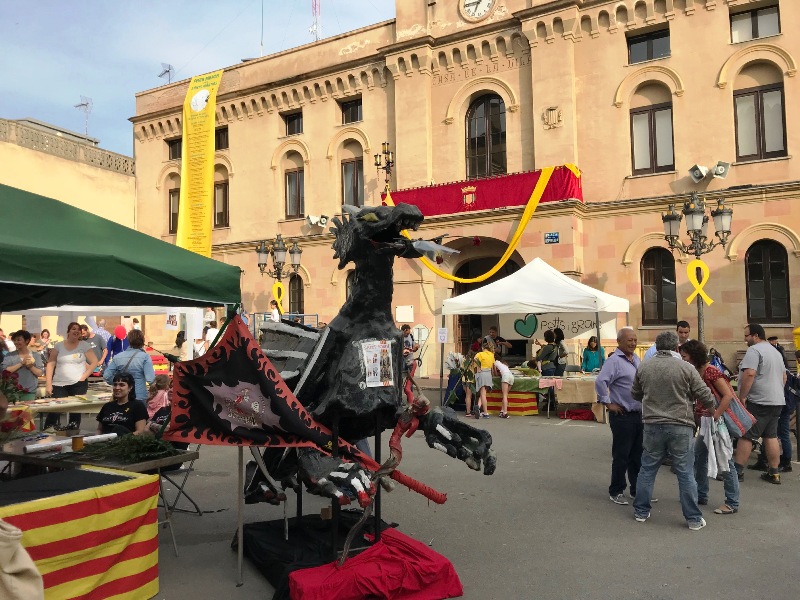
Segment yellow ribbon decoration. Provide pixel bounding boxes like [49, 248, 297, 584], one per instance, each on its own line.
[385, 165, 567, 284]
[272, 281, 285, 314]
[686, 259, 714, 305]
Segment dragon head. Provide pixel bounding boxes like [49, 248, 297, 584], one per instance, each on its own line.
[329, 203, 424, 269]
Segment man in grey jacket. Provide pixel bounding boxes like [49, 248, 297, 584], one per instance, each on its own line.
[630, 331, 715, 531]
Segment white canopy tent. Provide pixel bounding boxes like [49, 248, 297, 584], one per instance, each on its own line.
[441, 258, 629, 316]
[438, 258, 629, 394]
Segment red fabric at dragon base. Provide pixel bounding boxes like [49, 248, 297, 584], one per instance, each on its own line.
[288, 527, 463, 600]
[382, 165, 582, 217]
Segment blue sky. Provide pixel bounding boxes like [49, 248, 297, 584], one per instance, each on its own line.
[0, 0, 395, 156]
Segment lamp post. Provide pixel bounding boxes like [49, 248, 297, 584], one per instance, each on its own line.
[661, 192, 733, 343]
[255, 234, 302, 281]
[374, 141, 394, 187]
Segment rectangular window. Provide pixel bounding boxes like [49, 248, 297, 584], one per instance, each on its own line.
[730, 5, 780, 43]
[284, 112, 303, 135]
[168, 189, 180, 234]
[214, 182, 229, 228]
[734, 84, 786, 162]
[215, 127, 229, 150]
[341, 158, 364, 207]
[630, 104, 674, 175]
[285, 169, 304, 218]
[627, 29, 670, 64]
[340, 99, 362, 124]
[167, 138, 182, 160]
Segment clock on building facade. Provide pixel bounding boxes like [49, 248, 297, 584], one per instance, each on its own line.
[459, 0, 497, 23]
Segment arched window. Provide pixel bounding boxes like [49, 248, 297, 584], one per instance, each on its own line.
[288, 274, 304, 315]
[640, 248, 677, 325]
[630, 83, 674, 175]
[466, 94, 506, 179]
[341, 141, 364, 207]
[283, 151, 304, 219]
[166, 173, 180, 234]
[733, 62, 786, 162]
[214, 165, 229, 228]
[746, 240, 790, 323]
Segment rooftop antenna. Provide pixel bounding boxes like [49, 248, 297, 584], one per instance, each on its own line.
[158, 63, 175, 84]
[309, 0, 321, 41]
[73, 95, 92, 137]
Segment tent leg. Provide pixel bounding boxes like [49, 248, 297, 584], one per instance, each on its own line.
[236, 446, 244, 587]
[595, 312, 603, 368]
[439, 314, 445, 405]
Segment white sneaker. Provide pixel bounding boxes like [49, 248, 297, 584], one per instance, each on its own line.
[688, 517, 707, 531]
[609, 493, 628, 505]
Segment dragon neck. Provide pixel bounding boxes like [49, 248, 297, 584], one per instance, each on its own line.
[340, 252, 395, 320]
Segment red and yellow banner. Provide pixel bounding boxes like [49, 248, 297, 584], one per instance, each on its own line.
[0, 468, 159, 599]
[176, 70, 224, 257]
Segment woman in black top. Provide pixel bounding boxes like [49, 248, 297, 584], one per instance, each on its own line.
[96, 372, 148, 436]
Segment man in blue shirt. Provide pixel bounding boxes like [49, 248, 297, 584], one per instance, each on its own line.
[595, 327, 644, 505]
[642, 320, 691, 361]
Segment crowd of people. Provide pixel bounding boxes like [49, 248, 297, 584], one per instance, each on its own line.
[595, 321, 794, 531]
[0, 321, 176, 436]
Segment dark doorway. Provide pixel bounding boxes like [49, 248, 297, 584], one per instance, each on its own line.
[453, 258, 521, 356]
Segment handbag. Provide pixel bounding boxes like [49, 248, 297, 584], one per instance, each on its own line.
[722, 395, 756, 439]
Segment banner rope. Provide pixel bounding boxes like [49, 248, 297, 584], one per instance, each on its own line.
[384, 166, 556, 284]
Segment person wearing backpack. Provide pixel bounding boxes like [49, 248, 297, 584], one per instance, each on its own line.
[103, 329, 155, 402]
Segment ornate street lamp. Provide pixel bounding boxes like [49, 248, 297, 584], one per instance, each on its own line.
[661, 192, 733, 343]
[255, 234, 302, 281]
[374, 141, 394, 187]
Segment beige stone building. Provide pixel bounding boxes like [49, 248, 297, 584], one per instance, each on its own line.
[0, 118, 136, 335]
[132, 0, 800, 371]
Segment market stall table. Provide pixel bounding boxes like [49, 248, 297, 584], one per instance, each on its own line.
[488, 374, 606, 422]
[0, 466, 160, 599]
[0, 435, 199, 557]
[17, 394, 111, 430]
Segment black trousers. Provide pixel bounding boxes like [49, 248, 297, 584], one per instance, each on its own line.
[44, 380, 88, 428]
[608, 411, 643, 496]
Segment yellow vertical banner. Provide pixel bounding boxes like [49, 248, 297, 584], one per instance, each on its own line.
[176, 70, 224, 257]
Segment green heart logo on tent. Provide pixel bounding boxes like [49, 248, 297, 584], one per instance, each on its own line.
[514, 314, 539, 338]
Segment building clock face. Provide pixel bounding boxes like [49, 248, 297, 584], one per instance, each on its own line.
[460, 0, 497, 23]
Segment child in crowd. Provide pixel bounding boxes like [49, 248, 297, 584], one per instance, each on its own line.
[147, 374, 171, 433]
[493, 352, 514, 419]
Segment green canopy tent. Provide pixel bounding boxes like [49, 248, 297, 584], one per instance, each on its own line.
[0, 183, 241, 311]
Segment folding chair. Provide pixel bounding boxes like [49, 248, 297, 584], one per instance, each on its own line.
[160, 444, 202, 517]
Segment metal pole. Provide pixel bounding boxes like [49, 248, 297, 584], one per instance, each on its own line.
[439, 314, 445, 405]
[696, 261, 704, 344]
[595, 311, 603, 367]
[237, 446, 244, 586]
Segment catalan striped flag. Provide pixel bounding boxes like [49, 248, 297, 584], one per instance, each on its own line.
[0, 468, 159, 599]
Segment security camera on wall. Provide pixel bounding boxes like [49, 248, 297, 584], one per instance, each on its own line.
[688, 164, 709, 184]
[712, 161, 731, 179]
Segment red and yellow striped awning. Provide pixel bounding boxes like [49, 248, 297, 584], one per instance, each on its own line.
[0, 467, 159, 599]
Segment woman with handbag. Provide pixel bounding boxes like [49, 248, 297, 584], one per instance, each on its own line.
[103, 329, 155, 402]
[679, 340, 740, 515]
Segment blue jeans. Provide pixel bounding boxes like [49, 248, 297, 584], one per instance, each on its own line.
[694, 437, 739, 510]
[633, 423, 703, 524]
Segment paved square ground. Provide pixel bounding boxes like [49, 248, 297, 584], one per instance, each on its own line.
[154, 414, 799, 600]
